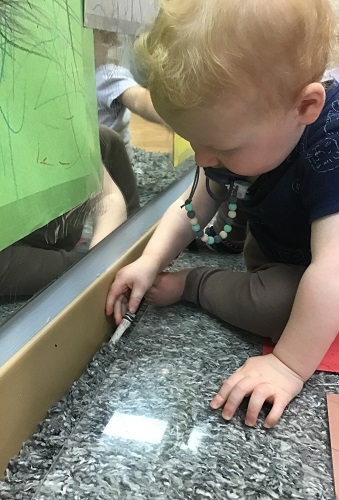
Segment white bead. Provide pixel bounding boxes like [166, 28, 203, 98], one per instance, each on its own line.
[189, 217, 199, 225]
[219, 231, 228, 239]
[228, 211, 237, 218]
[201, 234, 209, 243]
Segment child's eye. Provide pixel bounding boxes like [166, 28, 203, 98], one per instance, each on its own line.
[216, 148, 237, 155]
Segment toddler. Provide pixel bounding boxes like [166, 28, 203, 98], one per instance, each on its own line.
[94, 29, 165, 158]
[106, 0, 339, 428]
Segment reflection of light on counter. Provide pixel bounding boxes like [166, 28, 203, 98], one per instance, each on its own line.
[181, 427, 206, 453]
[103, 413, 168, 444]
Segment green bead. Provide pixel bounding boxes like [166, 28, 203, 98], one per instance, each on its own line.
[208, 236, 215, 245]
[185, 203, 193, 212]
[224, 224, 232, 233]
[229, 203, 237, 211]
[192, 224, 201, 232]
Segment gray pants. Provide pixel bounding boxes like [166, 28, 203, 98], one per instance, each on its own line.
[183, 233, 306, 342]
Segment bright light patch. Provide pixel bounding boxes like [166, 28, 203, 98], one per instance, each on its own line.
[103, 412, 168, 444]
[181, 426, 206, 452]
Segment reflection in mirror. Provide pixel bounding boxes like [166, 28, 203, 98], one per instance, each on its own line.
[0, 0, 100, 325]
[93, 28, 192, 206]
[0, 0, 194, 328]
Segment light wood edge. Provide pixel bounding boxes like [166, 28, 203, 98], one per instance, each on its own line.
[0, 226, 155, 475]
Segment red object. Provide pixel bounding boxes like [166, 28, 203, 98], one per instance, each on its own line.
[263, 333, 339, 372]
[326, 394, 339, 500]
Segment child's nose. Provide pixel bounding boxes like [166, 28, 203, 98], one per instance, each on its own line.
[193, 148, 219, 168]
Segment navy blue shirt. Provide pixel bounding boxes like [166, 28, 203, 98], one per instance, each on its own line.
[224, 81, 339, 266]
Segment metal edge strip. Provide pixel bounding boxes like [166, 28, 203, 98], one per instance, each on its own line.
[0, 170, 194, 367]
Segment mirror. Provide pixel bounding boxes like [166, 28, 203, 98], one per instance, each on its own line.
[0, 0, 194, 328]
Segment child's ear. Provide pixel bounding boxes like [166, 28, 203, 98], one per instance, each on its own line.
[296, 83, 326, 125]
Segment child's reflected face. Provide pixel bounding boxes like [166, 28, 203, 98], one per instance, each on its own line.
[156, 95, 305, 177]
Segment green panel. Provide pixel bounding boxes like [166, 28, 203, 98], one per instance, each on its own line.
[0, 0, 101, 251]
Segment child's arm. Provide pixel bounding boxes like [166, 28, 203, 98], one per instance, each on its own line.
[120, 86, 166, 126]
[273, 212, 339, 377]
[141, 173, 225, 269]
[106, 172, 225, 322]
[89, 166, 127, 249]
[211, 212, 339, 428]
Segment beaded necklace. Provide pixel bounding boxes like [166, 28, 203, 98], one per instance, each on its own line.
[182, 166, 249, 245]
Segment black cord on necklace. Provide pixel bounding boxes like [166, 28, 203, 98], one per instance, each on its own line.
[181, 165, 200, 207]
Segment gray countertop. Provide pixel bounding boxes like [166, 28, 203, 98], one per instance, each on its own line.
[1, 249, 338, 499]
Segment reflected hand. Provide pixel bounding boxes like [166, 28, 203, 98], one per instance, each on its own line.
[106, 255, 159, 324]
[210, 354, 304, 428]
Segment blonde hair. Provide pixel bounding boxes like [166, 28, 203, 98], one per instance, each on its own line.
[135, 0, 338, 112]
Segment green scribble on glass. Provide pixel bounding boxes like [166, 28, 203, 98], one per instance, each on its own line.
[0, 0, 101, 251]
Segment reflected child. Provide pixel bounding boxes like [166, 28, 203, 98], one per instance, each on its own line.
[94, 29, 166, 159]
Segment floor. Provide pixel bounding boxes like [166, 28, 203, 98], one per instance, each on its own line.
[1, 249, 338, 500]
[130, 113, 174, 153]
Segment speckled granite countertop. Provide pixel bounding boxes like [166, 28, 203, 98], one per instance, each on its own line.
[1, 250, 338, 500]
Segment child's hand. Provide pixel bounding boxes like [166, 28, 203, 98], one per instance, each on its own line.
[210, 353, 304, 428]
[106, 255, 160, 324]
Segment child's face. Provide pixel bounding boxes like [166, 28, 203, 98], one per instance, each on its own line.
[157, 95, 305, 176]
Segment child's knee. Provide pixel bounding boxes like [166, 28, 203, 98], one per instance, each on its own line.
[255, 265, 306, 341]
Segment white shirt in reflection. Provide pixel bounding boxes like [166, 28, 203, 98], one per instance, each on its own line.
[96, 64, 138, 158]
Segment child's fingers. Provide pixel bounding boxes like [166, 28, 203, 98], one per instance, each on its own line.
[106, 274, 131, 316]
[113, 295, 128, 325]
[244, 385, 272, 426]
[106, 283, 123, 316]
[219, 378, 254, 421]
[128, 285, 147, 314]
[210, 377, 237, 409]
[105, 291, 115, 316]
[263, 398, 288, 429]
